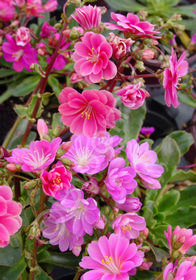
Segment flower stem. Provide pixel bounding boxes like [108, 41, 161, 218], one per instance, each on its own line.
[73, 268, 82, 280]
[2, 116, 22, 148]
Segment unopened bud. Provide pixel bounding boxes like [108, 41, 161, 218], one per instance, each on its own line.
[142, 49, 155, 60]
[62, 141, 72, 152]
[63, 29, 71, 39]
[28, 222, 41, 240]
[24, 180, 39, 190]
[37, 119, 49, 139]
[53, 125, 61, 137]
[82, 177, 99, 195]
[135, 61, 145, 72]
[59, 158, 73, 167]
[6, 163, 17, 172]
[70, 29, 81, 40]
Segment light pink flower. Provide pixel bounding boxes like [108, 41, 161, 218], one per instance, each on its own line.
[109, 32, 134, 59]
[40, 165, 72, 198]
[72, 5, 102, 30]
[58, 87, 121, 137]
[163, 261, 196, 280]
[0, 0, 15, 22]
[62, 134, 108, 175]
[107, 12, 159, 38]
[79, 233, 144, 279]
[116, 196, 142, 212]
[43, 201, 83, 256]
[73, 31, 117, 84]
[43, 0, 57, 12]
[142, 49, 155, 60]
[12, 0, 25, 7]
[165, 225, 196, 255]
[116, 82, 149, 109]
[104, 157, 137, 203]
[126, 139, 164, 189]
[16, 27, 31, 47]
[82, 177, 99, 195]
[26, 0, 44, 17]
[37, 119, 49, 139]
[60, 188, 100, 237]
[0, 185, 22, 248]
[6, 138, 61, 173]
[40, 22, 56, 38]
[163, 48, 188, 108]
[112, 213, 146, 239]
[2, 34, 38, 72]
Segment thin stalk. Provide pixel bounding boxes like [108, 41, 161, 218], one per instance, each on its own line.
[73, 268, 82, 280]
[2, 117, 22, 148]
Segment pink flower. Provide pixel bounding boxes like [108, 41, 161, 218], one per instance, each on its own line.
[109, 32, 134, 59]
[79, 233, 144, 279]
[2, 34, 38, 72]
[37, 119, 49, 139]
[43, 201, 83, 256]
[140, 126, 155, 137]
[163, 261, 196, 280]
[104, 157, 137, 203]
[0, 185, 22, 248]
[116, 82, 149, 109]
[126, 139, 164, 189]
[163, 48, 188, 108]
[60, 188, 100, 237]
[165, 225, 196, 255]
[116, 196, 142, 212]
[73, 31, 117, 84]
[6, 138, 61, 173]
[142, 49, 155, 60]
[112, 213, 146, 239]
[62, 134, 109, 175]
[12, 0, 25, 7]
[82, 177, 99, 195]
[40, 22, 56, 38]
[72, 5, 102, 30]
[0, 0, 15, 22]
[16, 27, 31, 47]
[40, 165, 72, 198]
[26, 0, 44, 17]
[58, 87, 121, 137]
[43, 0, 57, 12]
[107, 12, 159, 38]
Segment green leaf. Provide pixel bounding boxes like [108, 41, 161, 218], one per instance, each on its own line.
[143, 201, 157, 228]
[0, 69, 16, 78]
[35, 266, 53, 280]
[13, 76, 40, 97]
[27, 95, 43, 119]
[147, 243, 169, 262]
[156, 137, 181, 187]
[0, 234, 22, 266]
[178, 185, 196, 208]
[43, 251, 79, 268]
[166, 206, 196, 228]
[0, 88, 15, 104]
[174, 4, 196, 17]
[1, 256, 27, 280]
[135, 270, 156, 280]
[169, 130, 193, 156]
[105, 0, 144, 11]
[157, 189, 180, 213]
[48, 75, 63, 97]
[178, 91, 196, 108]
[170, 169, 196, 183]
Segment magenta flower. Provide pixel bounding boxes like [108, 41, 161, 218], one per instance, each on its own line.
[104, 157, 137, 203]
[40, 165, 72, 198]
[2, 34, 38, 72]
[16, 27, 31, 47]
[107, 12, 159, 38]
[112, 213, 146, 240]
[6, 138, 61, 173]
[0, 185, 22, 248]
[43, 0, 57, 12]
[140, 126, 155, 137]
[165, 225, 196, 255]
[73, 31, 117, 84]
[116, 196, 142, 212]
[0, 0, 15, 22]
[43, 201, 83, 256]
[26, 0, 44, 17]
[40, 22, 56, 38]
[109, 32, 134, 59]
[163, 261, 196, 280]
[79, 233, 144, 279]
[116, 82, 149, 109]
[60, 188, 100, 237]
[126, 139, 164, 189]
[62, 134, 109, 175]
[163, 48, 188, 108]
[58, 87, 121, 137]
[72, 5, 102, 30]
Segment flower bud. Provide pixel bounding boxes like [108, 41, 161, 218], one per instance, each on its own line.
[82, 177, 99, 195]
[6, 163, 17, 172]
[70, 29, 81, 40]
[62, 141, 72, 152]
[142, 49, 155, 60]
[37, 119, 49, 140]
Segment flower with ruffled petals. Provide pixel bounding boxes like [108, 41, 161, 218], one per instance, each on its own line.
[116, 82, 149, 109]
[58, 87, 121, 137]
[163, 261, 196, 280]
[112, 213, 146, 240]
[73, 31, 117, 84]
[104, 157, 137, 203]
[0, 185, 22, 248]
[6, 138, 61, 173]
[79, 233, 144, 279]
[126, 139, 164, 189]
[60, 187, 100, 237]
[72, 5, 102, 30]
[107, 12, 159, 38]
[43, 201, 83, 256]
[0, 0, 15, 22]
[40, 165, 72, 198]
[16, 27, 31, 47]
[163, 48, 188, 108]
[2, 34, 38, 72]
[109, 32, 134, 59]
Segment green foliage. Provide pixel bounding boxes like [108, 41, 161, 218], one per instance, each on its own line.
[48, 75, 63, 97]
[178, 91, 196, 108]
[1, 256, 27, 280]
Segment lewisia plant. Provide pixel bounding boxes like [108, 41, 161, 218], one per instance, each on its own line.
[0, 1, 196, 280]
